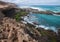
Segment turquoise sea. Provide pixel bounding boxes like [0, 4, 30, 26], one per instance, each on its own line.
[32, 5, 60, 12]
[23, 5, 60, 32]
[31, 14, 60, 27]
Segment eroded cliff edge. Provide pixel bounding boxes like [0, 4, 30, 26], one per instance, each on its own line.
[0, 1, 60, 42]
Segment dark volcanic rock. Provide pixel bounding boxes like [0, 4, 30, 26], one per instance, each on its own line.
[57, 29, 60, 42]
[0, 1, 20, 18]
[2, 8, 19, 17]
[37, 28, 57, 42]
[0, 11, 5, 19]
[21, 8, 55, 15]
[0, 1, 7, 5]
[55, 12, 60, 15]
[44, 10, 55, 14]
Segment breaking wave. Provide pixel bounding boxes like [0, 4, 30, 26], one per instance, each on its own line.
[19, 6, 46, 11]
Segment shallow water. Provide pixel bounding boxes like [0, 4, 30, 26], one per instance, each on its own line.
[32, 14, 60, 27]
[22, 5, 60, 32]
[23, 13, 60, 32]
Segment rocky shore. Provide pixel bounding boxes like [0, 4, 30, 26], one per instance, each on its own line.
[0, 1, 60, 42]
[20, 7, 60, 15]
[0, 1, 60, 16]
[20, 8, 54, 15]
[0, 17, 59, 42]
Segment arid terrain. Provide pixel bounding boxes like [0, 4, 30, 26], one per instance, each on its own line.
[0, 1, 60, 42]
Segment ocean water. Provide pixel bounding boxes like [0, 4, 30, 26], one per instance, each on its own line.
[31, 5, 60, 12]
[22, 5, 60, 32]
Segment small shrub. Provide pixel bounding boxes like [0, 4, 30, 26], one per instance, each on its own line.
[14, 11, 28, 21]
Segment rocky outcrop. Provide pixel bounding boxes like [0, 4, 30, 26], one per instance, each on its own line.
[0, 17, 38, 42]
[20, 8, 55, 15]
[55, 12, 60, 15]
[57, 29, 60, 42]
[32, 10, 54, 15]
[0, 1, 60, 42]
[0, 17, 58, 42]
[0, 1, 17, 10]
[0, 1, 58, 16]
[2, 8, 20, 17]
[0, 1, 21, 18]
[0, 11, 5, 19]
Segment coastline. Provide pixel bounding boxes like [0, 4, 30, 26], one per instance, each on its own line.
[21, 15, 58, 33]
[19, 6, 60, 15]
[0, 1, 60, 42]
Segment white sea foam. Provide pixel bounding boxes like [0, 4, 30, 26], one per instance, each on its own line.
[53, 14, 60, 16]
[20, 6, 46, 11]
[20, 6, 59, 32]
[30, 7, 46, 11]
[35, 25, 57, 32]
[23, 15, 57, 32]
[19, 6, 60, 14]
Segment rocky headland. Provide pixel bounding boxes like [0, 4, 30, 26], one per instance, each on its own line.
[0, 1, 60, 16]
[20, 8, 54, 15]
[0, 1, 60, 42]
[19, 7, 60, 15]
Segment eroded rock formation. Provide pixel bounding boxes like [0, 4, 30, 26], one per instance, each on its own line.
[0, 17, 59, 42]
[0, 17, 38, 42]
[0, 1, 60, 42]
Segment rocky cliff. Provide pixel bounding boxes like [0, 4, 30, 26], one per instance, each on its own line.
[0, 17, 58, 42]
[0, 1, 60, 42]
[0, 17, 38, 42]
[0, 1, 20, 18]
[0, 1, 17, 9]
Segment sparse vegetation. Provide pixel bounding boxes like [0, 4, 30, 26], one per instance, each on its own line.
[0, 1, 60, 42]
[14, 11, 28, 21]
